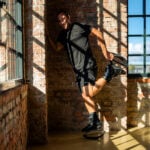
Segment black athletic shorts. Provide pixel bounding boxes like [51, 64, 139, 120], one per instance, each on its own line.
[75, 66, 98, 93]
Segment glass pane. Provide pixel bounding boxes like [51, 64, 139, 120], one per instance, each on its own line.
[146, 56, 150, 73]
[146, 0, 150, 14]
[16, 30, 22, 52]
[129, 37, 143, 54]
[128, 0, 143, 15]
[15, 1, 23, 79]
[16, 29, 23, 79]
[0, 47, 7, 82]
[128, 18, 144, 35]
[128, 56, 143, 65]
[128, 56, 144, 74]
[146, 56, 150, 65]
[146, 37, 150, 54]
[146, 17, 150, 34]
[16, 1, 22, 26]
[16, 56, 23, 78]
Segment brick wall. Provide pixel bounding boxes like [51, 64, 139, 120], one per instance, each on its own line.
[1, 0, 149, 148]
[24, 0, 48, 144]
[46, 0, 127, 131]
[127, 79, 150, 127]
[0, 85, 28, 150]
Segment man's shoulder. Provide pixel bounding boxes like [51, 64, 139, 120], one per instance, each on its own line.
[72, 22, 88, 26]
[72, 22, 92, 34]
[72, 22, 91, 30]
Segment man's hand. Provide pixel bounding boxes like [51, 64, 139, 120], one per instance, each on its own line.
[105, 52, 114, 61]
[48, 35, 64, 51]
[46, 27, 64, 51]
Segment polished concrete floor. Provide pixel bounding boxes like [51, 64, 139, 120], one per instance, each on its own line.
[28, 127, 150, 150]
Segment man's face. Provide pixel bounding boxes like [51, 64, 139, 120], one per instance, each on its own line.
[57, 13, 70, 29]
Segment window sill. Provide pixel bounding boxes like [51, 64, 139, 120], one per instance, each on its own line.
[0, 79, 24, 93]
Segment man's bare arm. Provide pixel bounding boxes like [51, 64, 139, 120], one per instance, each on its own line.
[51, 41, 64, 52]
[90, 27, 113, 60]
[48, 36, 64, 51]
[46, 28, 64, 51]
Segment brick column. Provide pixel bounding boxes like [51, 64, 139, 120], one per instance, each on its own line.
[100, 0, 127, 131]
[24, 0, 48, 144]
[127, 79, 150, 127]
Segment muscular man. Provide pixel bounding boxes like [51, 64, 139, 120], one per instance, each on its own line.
[49, 10, 122, 133]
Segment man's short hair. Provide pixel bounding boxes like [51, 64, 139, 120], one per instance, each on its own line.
[57, 9, 70, 17]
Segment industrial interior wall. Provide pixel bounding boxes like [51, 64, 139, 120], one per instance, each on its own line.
[0, 85, 28, 150]
[46, 0, 127, 132]
[24, 0, 48, 144]
[127, 78, 150, 128]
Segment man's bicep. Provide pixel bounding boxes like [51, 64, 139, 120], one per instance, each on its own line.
[90, 27, 100, 37]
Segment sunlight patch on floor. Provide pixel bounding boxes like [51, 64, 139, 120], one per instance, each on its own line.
[110, 128, 146, 150]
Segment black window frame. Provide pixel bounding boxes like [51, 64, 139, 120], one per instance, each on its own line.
[128, 0, 150, 78]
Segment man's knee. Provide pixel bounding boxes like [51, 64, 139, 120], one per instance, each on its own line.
[81, 85, 95, 98]
[81, 91, 94, 99]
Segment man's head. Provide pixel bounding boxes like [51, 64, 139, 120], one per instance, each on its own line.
[57, 10, 71, 29]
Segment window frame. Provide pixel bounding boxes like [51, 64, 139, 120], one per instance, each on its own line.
[0, 0, 24, 92]
[128, 0, 150, 78]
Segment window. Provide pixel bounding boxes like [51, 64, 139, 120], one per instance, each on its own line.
[128, 0, 150, 77]
[0, 0, 23, 90]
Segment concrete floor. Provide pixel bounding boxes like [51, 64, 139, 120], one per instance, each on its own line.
[28, 127, 150, 150]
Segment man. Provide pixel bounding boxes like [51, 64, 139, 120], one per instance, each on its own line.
[49, 10, 122, 134]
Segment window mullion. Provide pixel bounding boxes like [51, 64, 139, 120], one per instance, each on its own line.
[143, 0, 146, 74]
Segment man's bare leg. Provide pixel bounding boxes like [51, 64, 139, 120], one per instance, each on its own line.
[81, 77, 106, 113]
[81, 62, 117, 132]
[81, 77, 107, 133]
[81, 61, 124, 133]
